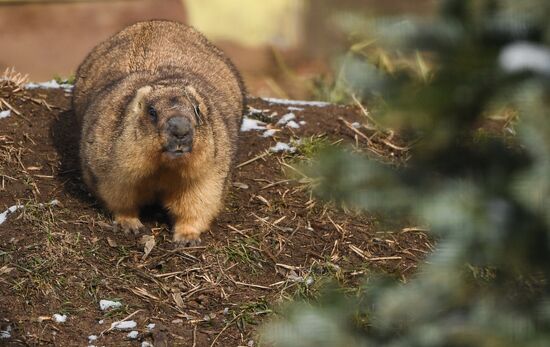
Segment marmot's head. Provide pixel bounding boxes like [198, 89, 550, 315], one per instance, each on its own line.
[127, 84, 207, 159]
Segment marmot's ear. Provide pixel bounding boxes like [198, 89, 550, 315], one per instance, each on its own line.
[128, 85, 153, 115]
[185, 85, 207, 116]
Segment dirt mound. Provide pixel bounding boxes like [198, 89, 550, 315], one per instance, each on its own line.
[0, 80, 430, 346]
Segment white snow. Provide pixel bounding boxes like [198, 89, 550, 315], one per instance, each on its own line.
[146, 323, 156, 331]
[247, 106, 264, 115]
[0, 205, 24, 225]
[299, 121, 307, 125]
[25, 80, 73, 92]
[286, 120, 300, 129]
[53, 314, 67, 323]
[240, 117, 266, 132]
[0, 326, 11, 339]
[111, 320, 137, 330]
[48, 199, 60, 206]
[287, 106, 304, 111]
[276, 112, 296, 125]
[142, 342, 153, 347]
[0, 110, 11, 119]
[88, 335, 98, 343]
[127, 331, 139, 339]
[99, 299, 122, 311]
[262, 97, 331, 108]
[98, 320, 104, 324]
[351, 122, 361, 129]
[262, 129, 277, 138]
[499, 42, 550, 75]
[270, 142, 296, 153]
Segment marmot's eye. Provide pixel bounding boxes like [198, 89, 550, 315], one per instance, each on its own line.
[148, 106, 158, 122]
[193, 105, 203, 125]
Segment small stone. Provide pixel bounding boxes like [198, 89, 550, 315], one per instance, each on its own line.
[232, 182, 249, 189]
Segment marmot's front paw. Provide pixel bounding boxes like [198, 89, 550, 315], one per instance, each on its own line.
[114, 215, 146, 235]
[173, 224, 201, 247]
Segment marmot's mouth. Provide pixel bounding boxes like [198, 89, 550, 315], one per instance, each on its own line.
[164, 146, 192, 159]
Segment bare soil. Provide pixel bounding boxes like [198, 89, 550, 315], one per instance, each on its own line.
[0, 80, 431, 346]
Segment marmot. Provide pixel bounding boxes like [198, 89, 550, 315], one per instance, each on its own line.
[73, 20, 246, 245]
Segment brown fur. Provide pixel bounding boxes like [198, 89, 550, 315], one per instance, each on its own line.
[73, 20, 246, 244]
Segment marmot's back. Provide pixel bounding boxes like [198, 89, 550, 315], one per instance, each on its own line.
[73, 20, 244, 118]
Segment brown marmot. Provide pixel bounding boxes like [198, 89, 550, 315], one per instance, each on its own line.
[73, 20, 246, 245]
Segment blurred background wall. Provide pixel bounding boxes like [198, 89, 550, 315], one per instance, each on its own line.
[0, 0, 433, 98]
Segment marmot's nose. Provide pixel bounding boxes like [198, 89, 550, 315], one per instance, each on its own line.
[167, 117, 193, 142]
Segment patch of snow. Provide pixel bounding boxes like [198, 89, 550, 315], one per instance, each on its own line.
[262, 129, 277, 138]
[48, 199, 60, 206]
[141, 342, 153, 347]
[351, 122, 361, 129]
[247, 106, 263, 115]
[0, 110, 11, 119]
[0, 205, 24, 225]
[270, 142, 296, 153]
[287, 106, 304, 111]
[111, 320, 137, 330]
[88, 335, 98, 343]
[127, 331, 139, 339]
[0, 326, 11, 339]
[276, 112, 296, 125]
[37, 200, 60, 208]
[25, 80, 73, 92]
[98, 320, 104, 324]
[262, 97, 331, 108]
[53, 314, 67, 323]
[286, 120, 300, 129]
[146, 323, 156, 331]
[499, 42, 550, 75]
[240, 117, 266, 132]
[299, 121, 307, 125]
[99, 299, 122, 311]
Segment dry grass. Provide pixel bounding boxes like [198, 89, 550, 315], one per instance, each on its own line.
[0, 80, 434, 346]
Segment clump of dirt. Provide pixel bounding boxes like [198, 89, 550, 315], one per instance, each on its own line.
[0, 79, 431, 346]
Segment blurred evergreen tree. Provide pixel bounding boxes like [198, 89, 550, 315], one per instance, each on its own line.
[262, 0, 550, 346]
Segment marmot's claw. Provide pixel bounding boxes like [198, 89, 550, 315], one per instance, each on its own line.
[173, 224, 201, 247]
[114, 217, 146, 236]
[173, 238, 202, 248]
